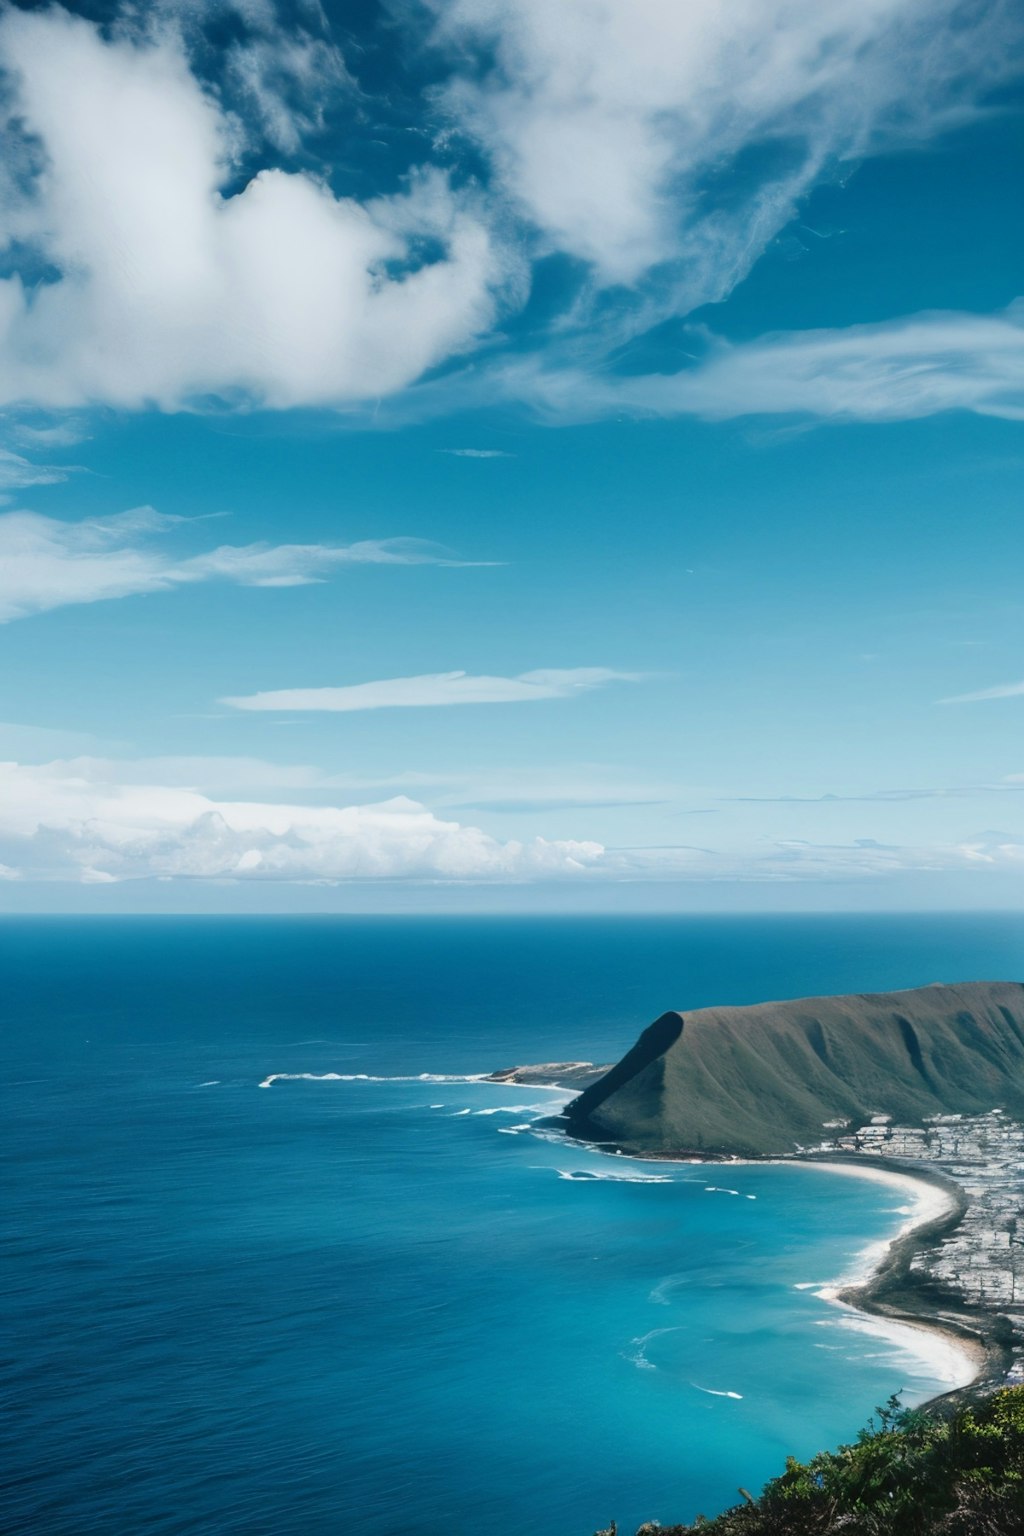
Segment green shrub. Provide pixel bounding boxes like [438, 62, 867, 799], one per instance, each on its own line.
[607, 1386, 1024, 1536]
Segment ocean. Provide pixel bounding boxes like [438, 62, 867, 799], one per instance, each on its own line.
[5, 913, 1024, 1536]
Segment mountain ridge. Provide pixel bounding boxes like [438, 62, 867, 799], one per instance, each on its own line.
[563, 981, 1024, 1156]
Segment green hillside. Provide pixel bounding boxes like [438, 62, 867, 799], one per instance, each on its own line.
[605, 1388, 1024, 1536]
[566, 982, 1024, 1157]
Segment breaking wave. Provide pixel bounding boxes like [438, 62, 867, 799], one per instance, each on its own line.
[258, 1071, 491, 1089]
[555, 1168, 673, 1183]
[623, 1326, 685, 1372]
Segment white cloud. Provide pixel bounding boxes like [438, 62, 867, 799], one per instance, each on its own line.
[126, 0, 353, 157]
[0, 723, 115, 759]
[222, 667, 639, 711]
[434, 0, 1018, 301]
[957, 832, 1024, 865]
[0, 3, 1017, 413]
[0, 753, 1020, 889]
[500, 303, 1024, 423]
[0, 448, 77, 491]
[0, 8, 514, 410]
[939, 679, 1024, 704]
[0, 507, 477, 621]
[0, 760, 604, 883]
[606, 832, 1024, 882]
[9, 419, 91, 449]
[6, 752, 678, 809]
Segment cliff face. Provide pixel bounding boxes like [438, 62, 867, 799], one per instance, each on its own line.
[564, 982, 1024, 1157]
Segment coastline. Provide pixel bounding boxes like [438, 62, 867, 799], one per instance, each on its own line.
[772, 1159, 990, 1403]
[626, 1148, 996, 1404]
[564, 1139, 1000, 1404]
[801, 1156, 1014, 1403]
[628, 1147, 1011, 1405]
[489, 1064, 1016, 1406]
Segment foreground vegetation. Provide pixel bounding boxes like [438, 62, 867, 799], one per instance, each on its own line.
[602, 1387, 1024, 1536]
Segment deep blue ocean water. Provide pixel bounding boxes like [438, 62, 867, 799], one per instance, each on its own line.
[5, 913, 1024, 1536]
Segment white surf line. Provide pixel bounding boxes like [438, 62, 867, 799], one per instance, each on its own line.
[566, 1126, 981, 1396]
[258, 1070, 580, 1093]
[258, 1071, 494, 1089]
[624, 1325, 687, 1371]
[526, 1120, 980, 1399]
[771, 1159, 981, 1395]
[554, 1168, 673, 1183]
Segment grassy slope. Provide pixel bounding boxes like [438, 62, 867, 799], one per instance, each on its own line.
[567, 982, 1024, 1156]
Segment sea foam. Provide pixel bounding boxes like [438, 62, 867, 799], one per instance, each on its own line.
[258, 1071, 491, 1089]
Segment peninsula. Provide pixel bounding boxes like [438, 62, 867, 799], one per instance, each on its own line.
[492, 981, 1024, 1398]
[562, 981, 1024, 1157]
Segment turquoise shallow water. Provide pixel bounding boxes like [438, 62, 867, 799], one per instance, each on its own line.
[5, 914, 1024, 1535]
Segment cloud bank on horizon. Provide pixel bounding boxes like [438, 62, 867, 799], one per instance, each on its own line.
[0, 755, 1020, 890]
[0, 0, 1020, 421]
[0, 759, 604, 884]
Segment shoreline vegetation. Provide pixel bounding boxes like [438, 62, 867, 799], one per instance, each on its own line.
[617, 1386, 1024, 1535]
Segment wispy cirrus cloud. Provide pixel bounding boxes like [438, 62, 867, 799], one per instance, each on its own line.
[0, 508, 485, 622]
[727, 779, 1024, 803]
[0, 447, 84, 497]
[0, 2, 1019, 413]
[221, 667, 640, 712]
[939, 679, 1024, 704]
[434, 0, 1019, 308]
[500, 303, 1024, 424]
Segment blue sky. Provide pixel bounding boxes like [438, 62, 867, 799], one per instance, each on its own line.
[0, 0, 1022, 910]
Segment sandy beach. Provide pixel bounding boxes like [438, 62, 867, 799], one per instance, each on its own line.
[772, 1160, 985, 1398]
[570, 1137, 994, 1401]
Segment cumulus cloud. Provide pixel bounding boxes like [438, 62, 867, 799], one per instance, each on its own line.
[0, 7, 512, 411]
[0, 507, 477, 621]
[0, 760, 604, 883]
[222, 667, 639, 711]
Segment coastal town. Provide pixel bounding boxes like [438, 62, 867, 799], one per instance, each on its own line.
[812, 1110, 1024, 1386]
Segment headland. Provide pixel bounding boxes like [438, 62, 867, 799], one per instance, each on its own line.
[490, 981, 1024, 1402]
